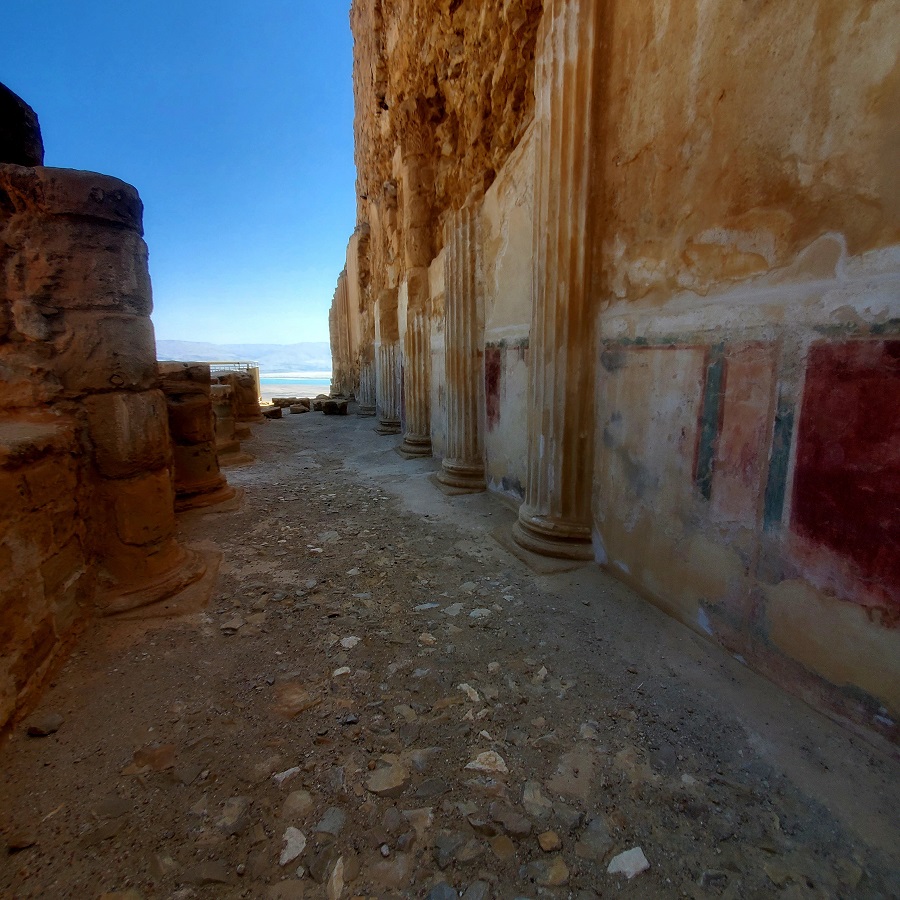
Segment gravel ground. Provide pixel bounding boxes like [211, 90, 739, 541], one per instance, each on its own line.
[2, 407, 898, 899]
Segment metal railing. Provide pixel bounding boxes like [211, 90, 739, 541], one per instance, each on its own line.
[205, 361, 262, 402]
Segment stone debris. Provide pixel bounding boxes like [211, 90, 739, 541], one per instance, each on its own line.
[314, 806, 347, 837]
[427, 882, 457, 900]
[490, 802, 532, 837]
[326, 856, 345, 900]
[538, 830, 561, 851]
[339, 635, 360, 649]
[273, 767, 302, 787]
[216, 796, 251, 835]
[469, 608, 491, 619]
[25, 712, 64, 736]
[465, 751, 509, 776]
[279, 827, 307, 866]
[607, 846, 650, 879]
[366, 761, 411, 797]
[458, 683, 480, 702]
[574, 815, 612, 862]
[182, 861, 233, 885]
[461, 881, 490, 900]
[525, 854, 570, 887]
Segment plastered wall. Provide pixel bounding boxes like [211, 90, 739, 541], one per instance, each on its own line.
[592, 0, 900, 738]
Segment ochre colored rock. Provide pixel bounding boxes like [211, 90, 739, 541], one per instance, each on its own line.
[159, 362, 235, 511]
[0, 163, 205, 727]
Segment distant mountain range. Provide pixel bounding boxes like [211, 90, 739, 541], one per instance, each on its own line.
[156, 340, 332, 374]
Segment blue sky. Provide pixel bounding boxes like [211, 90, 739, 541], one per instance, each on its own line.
[3, 1, 356, 343]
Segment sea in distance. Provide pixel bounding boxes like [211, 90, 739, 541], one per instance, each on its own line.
[259, 372, 332, 402]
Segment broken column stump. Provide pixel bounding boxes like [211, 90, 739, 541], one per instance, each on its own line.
[0, 161, 207, 670]
[159, 363, 235, 510]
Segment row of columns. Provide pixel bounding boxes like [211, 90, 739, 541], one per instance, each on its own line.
[362, 0, 600, 561]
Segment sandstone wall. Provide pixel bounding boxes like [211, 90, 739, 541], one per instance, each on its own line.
[332, 0, 899, 741]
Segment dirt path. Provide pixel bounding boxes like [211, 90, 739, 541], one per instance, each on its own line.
[2, 410, 898, 899]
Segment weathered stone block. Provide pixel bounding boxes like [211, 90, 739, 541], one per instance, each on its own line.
[3, 219, 152, 315]
[110, 468, 176, 547]
[159, 362, 212, 393]
[51, 312, 157, 394]
[167, 395, 216, 444]
[0, 165, 143, 232]
[84, 390, 171, 479]
[171, 444, 225, 494]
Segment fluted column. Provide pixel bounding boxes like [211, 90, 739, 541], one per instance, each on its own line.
[512, 0, 601, 560]
[376, 342, 401, 433]
[399, 282, 432, 456]
[438, 205, 485, 490]
[358, 359, 377, 416]
[375, 287, 402, 434]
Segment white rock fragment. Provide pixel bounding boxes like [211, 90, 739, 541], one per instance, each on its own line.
[464, 751, 509, 775]
[443, 603, 464, 617]
[346, 568, 360, 577]
[681, 773, 699, 787]
[607, 847, 650, 879]
[458, 683, 481, 702]
[340, 636, 360, 650]
[332, 667, 351, 678]
[327, 856, 344, 900]
[418, 633, 437, 646]
[280, 827, 307, 866]
[273, 767, 302, 786]
[414, 603, 440, 611]
[487, 661, 500, 674]
[469, 608, 491, 619]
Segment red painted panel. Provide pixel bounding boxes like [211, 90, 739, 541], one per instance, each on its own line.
[793, 340, 900, 610]
[485, 346, 502, 431]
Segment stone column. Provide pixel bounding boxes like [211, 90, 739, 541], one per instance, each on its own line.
[375, 287, 402, 434]
[512, 0, 601, 560]
[159, 363, 235, 510]
[330, 271, 354, 397]
[0, 163, 207, 617]
[397, 124, 434, 457]
[358, 359, 377, 416]
[399, 287, 433, 456]
[438, 204, 485, 490]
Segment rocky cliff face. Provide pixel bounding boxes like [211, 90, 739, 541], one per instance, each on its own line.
[350, 0, 542, 289]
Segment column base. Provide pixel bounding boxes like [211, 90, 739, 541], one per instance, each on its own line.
[437, 459, 486, 492]
[375, 419, 401, 435]
[399, 433, 432, 457]
[175, 477, 236, 512]
[96, 544, 208, 616]
[357, 405, 377, 417]
[512, 512, 593, 561]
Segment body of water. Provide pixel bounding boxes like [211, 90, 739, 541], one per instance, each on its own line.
[259, 373, 332, 401]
